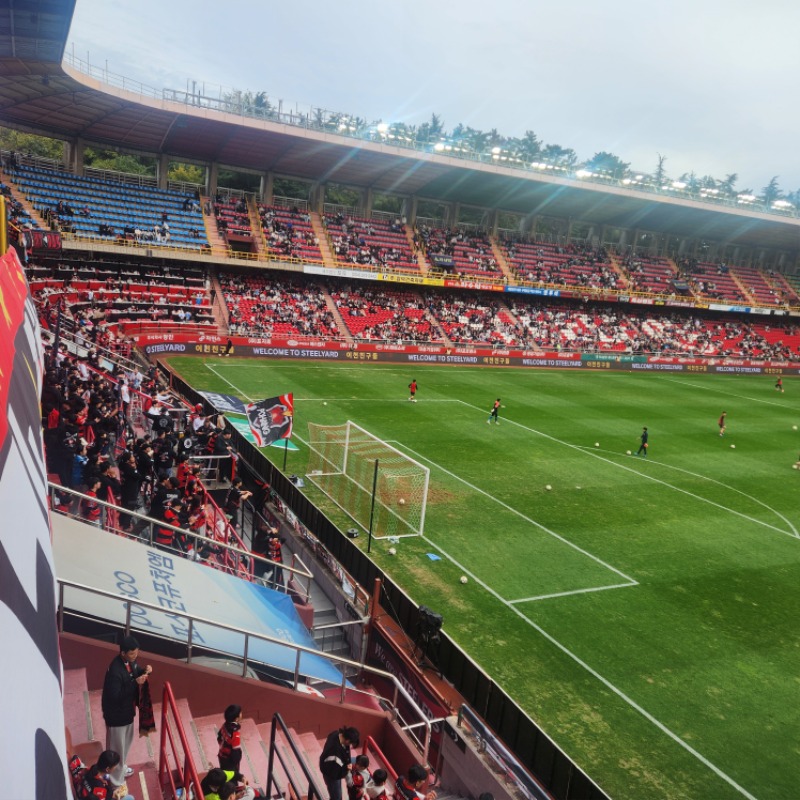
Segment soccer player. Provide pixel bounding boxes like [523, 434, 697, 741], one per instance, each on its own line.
[636, 426, 648, 457]
[775, 377, 784, 392]
[408, 379, 417, 402]
[487, 398, 501, 425]
[718, 411, 727, 436]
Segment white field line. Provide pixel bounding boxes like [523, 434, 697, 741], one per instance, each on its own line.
[423, 531, 760, 800]
[397, 441, 637, 586]
[206, 361, 760, 798]
[456, 400, 798, 540]
[574, 447, 799, 538]
[659, 375, 793, 408]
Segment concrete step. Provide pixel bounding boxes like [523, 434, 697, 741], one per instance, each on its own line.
[87, 690, 155, 767]
[63, 669, 94, 746]
[257, 722, 301, 799]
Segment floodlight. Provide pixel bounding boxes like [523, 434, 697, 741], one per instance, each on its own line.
[376, 122, 389, 134]
[671, 181, 687, 189]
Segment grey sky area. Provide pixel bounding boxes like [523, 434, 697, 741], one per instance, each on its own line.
[67, 0, 800, 194]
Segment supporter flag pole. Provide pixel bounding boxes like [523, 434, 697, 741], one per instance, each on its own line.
[283, 437, 289, 472]
[367, 459, 379, 553]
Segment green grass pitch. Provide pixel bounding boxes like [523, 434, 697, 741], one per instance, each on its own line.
[167, 356, 800, 800]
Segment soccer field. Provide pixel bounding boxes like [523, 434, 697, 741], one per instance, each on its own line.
[167, 357, 800, 800]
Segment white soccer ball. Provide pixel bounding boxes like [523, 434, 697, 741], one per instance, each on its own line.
[460, 575, 468, 584]
[626, 450, 632, 455]
[388, 547, 397, 556]
[730, 444, 736, 449]
[793, 464, 799, 470]
[595, 442, 600, 448]
[398, 498, 405, 505]
[545, 484, 552, 491]
[793, 425, 798, 431]
[323, 401, 327, 406]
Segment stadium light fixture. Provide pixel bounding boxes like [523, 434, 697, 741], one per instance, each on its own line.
[671, 181, 687, 189]
[737, 194, 757, 203]
[773, 200, 793, 209]
[433, 142, 445, 151]
[376, 122, 389, 134]
[491, 146, 502, 155]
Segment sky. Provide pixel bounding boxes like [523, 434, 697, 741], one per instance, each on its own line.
[66, 0, 800, 194]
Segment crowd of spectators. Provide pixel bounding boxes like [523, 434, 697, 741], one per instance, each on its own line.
[326, 213, 417, 271]
[331, 286, 432, 341]
[504, 240, 619, 290]
[417, 227, 500, 275]
[39, 338, 266, 575]
[221, 272, 338, 338]
[259, 205, 322, 260]
[29, 259, 215, 333]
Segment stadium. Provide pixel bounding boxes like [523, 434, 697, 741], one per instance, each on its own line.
[2, 3, 800, 800]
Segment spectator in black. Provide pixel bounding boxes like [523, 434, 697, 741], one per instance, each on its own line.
[320, 726, 360, 800]
[119, 452, 141, 531]
[101, 635, 152, 787]
[224, 477, 251, 529]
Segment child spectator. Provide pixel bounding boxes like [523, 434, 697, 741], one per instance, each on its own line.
[347, 755, 371, 800]
[201, 767, 258, 800]
[365, 770, 390, 800]
[218, 704, 243, 772]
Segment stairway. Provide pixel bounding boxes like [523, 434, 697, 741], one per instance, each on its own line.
[309, 211, 336, 267]
[64, 666, 317, 799]
[425, 311, 452, 346]
[322, 289, 354, 344]
[247, 197, 269, 258]
[200, 195, 230, 256]
[405, 225, 429, 274]
[208, 269, 230, 332]
[607, 251, 633, 289]
[488, 237, 515, 282]
[729, 270, 755, 304]
[0, 166, 51, 229]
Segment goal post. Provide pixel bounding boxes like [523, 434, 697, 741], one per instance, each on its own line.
[306, 421, 429, 539]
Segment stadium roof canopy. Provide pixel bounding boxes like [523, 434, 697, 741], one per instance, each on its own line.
[1, 0, 800, 253]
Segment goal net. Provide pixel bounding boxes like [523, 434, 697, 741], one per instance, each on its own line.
[306, 421, 429, 539]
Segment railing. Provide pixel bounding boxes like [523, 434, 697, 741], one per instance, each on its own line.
[361, 735, 399, 782]
[266, 713, 326, 800]
[159, 682, 205, 800]
[56, 577, 434, 763]
[47, 483, 315, 598]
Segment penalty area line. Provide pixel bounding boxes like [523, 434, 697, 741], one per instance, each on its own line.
[508, 582, 638, 604]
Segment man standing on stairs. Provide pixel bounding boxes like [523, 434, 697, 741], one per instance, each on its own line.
[101, 634, 153, 788]
[320, 726, 360, 800]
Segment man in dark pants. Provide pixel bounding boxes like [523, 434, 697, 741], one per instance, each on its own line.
[319, 726, 360, 800]
[101, 635, 152, 787]
[636, 426, 649, 457]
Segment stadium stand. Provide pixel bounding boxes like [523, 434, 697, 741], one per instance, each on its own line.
[419, 226, 502, 278]
[502, 239, 624, 290]
[6, 161, 210, 249]
[325, 212, 418, 272]
[260, 204, 324, 261]
[331, 285, 433, 341]
[622, 253, 682, 295]
[220, 271, 339, 337]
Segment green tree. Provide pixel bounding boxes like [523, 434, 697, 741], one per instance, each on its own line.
[84, 147, 154, 175]
[516, 130, 542, 162]
[0, 127, 63, 159]
[584, 151, 630, 179]
[760, 176, 782, 205]
[542, 143, 577, 167]
[417, 113, 445, 144]
[168, 162, 204, 185]
[654, 153, 668, 186]
[720, 173, 738, 196]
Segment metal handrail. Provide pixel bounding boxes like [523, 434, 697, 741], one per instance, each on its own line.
[159, 682, 205, 800]
[266, 713, 325, 800]
[47, 482, 314, 601]
[56, 577, 433, 763]
[362, 735, 399, 781]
